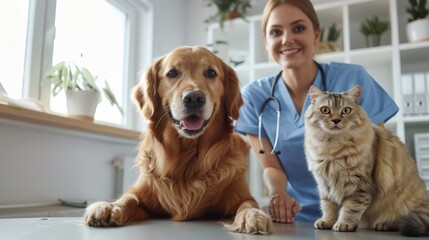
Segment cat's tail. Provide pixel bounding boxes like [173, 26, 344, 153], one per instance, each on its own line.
[401, 211, 429, 237]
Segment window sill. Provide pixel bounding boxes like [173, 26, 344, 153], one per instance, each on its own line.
[0, 103, 141, 140]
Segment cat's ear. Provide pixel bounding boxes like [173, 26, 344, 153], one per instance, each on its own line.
[309, 85, 323, 102]
[347, 85, 361, 103]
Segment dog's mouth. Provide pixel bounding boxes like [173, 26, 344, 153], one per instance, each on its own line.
[171, 114, 209, 137]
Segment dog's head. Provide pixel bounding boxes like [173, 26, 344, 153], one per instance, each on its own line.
[133, 46, 242, 138]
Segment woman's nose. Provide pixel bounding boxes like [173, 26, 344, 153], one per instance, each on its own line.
[281, 32, 293, 46]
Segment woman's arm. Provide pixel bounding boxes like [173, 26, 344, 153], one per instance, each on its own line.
[247, 133, 301, 223]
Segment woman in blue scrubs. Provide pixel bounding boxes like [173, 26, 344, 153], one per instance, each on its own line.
[235, 0, 399, 224]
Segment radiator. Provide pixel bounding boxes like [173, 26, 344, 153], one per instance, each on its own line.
[414, 133, 429, 191]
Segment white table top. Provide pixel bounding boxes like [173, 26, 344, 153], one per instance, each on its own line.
[0, 217, 418, 240]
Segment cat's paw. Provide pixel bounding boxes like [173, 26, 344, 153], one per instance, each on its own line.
[83, 201, 127, 227]
[224, 208, 272, 235]
[372, 222, 399, 231]
[332, 221, 358, 232]
[314, 218, 335, 229]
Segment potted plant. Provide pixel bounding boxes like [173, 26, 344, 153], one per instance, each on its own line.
[318, 23, 342, 53]
[359, 16, 390, 47]
[204, 0, 251, 29]
[406, 0, 429, 42]
[45, 61, 123, 120]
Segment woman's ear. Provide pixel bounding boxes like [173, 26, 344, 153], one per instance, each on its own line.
[314, 26, 321, 46]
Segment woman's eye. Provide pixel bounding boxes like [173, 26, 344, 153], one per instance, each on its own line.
[320, 106, 330, 114]
[167, 69, 178, 78]
[205, 69, 217, 78]
[293, 25, 306, 33]
[342, 107, 352, 115]
[269, 29, 281, 37]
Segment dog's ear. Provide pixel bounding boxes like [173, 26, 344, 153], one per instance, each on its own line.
[222, 61, 243, 120]
[132, 57, 163, 120]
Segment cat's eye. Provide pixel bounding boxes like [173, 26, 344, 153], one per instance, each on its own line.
[320, 106, 330, 114]
[342, 107, 352, 115]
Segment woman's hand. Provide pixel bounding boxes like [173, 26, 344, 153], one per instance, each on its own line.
[268, 193, 301, 223]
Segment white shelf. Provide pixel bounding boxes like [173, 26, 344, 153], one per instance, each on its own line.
[207, 0, 429, 146]
[400, 41, 429, 51]
[404, 115, 429, 124]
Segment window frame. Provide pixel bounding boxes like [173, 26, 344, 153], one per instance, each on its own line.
[23, 0, 153, 130]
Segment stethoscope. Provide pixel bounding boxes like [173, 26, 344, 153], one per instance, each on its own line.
[258, 61, 326, 155]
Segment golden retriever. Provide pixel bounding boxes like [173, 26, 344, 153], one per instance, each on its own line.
[83, 46, 271, 234]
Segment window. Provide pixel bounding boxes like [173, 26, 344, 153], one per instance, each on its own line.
[0, 0, 152, 129]
[0, 1, 30, 99]
[51, 0, 126, 125]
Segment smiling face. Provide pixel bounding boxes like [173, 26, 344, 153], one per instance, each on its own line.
[158, 47, 222, 137]
[263, 3, 320, 70]
[133, 46, 243, 139]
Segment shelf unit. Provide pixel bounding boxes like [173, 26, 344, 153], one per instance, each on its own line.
[207, 0, 429, 197]
[207, 0, 429, 149]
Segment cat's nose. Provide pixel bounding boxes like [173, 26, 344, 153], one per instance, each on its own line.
[332, 119, 341, 124]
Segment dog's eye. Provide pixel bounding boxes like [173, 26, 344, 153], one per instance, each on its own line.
[205, 69, 217, 78]
[167, 70, 178, 78]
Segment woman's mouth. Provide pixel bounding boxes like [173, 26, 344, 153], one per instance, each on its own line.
[280, 48, 300, 57]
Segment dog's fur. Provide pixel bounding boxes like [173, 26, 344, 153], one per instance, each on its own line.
[83, 46, 271, 234]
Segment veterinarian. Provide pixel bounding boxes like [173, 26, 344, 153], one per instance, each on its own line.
[235, 0, 399, 224]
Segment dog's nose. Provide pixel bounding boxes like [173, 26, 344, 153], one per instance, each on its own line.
[182, 90, 205, 109]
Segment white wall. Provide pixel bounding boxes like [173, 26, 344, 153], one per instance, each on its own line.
[0, 119, 137, 206]
[149, 0, 266, 58]
[149, 0, 187, 58]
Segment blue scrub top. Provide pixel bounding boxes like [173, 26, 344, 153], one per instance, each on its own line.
[235, 62, 399, 222]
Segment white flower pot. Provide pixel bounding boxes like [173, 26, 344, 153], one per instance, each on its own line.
[65, 90, 100, 120]
[406, 18, 429, 43]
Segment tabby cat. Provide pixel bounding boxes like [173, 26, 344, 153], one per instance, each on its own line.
[304, 85, 429, 237]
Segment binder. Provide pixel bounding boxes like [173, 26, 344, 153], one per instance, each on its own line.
[426, 72, 429, 114]
[401, 74, 414, 115]
[413, 72, 427, 114]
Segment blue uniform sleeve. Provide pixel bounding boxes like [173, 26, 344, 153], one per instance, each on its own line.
[354, 66, 399, 124]
[235, 84, 267, 137]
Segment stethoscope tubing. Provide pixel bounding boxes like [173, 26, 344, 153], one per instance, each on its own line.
[257, 61, 326, 155]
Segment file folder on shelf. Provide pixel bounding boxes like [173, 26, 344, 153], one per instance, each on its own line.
[413, 72, 427, 114]
[426, 72, 429, 114]
[401, 74, 414, 115]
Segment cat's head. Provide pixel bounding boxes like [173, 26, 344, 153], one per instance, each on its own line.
[305, 85, 367, 135]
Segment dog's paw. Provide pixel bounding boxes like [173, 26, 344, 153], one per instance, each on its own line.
[314, 218, 335, 229]
[224, 208, 272, 235]
[83, 201, 126, 227]
[332, 221, 358, 232]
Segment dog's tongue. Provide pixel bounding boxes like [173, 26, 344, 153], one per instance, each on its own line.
[182, 118, 204, 130]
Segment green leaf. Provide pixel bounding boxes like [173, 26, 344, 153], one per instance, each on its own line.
[101, 80, 123, 115]
[80, 67, 98, 90]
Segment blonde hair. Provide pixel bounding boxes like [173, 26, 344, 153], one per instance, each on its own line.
[261, 0, 320, 37]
